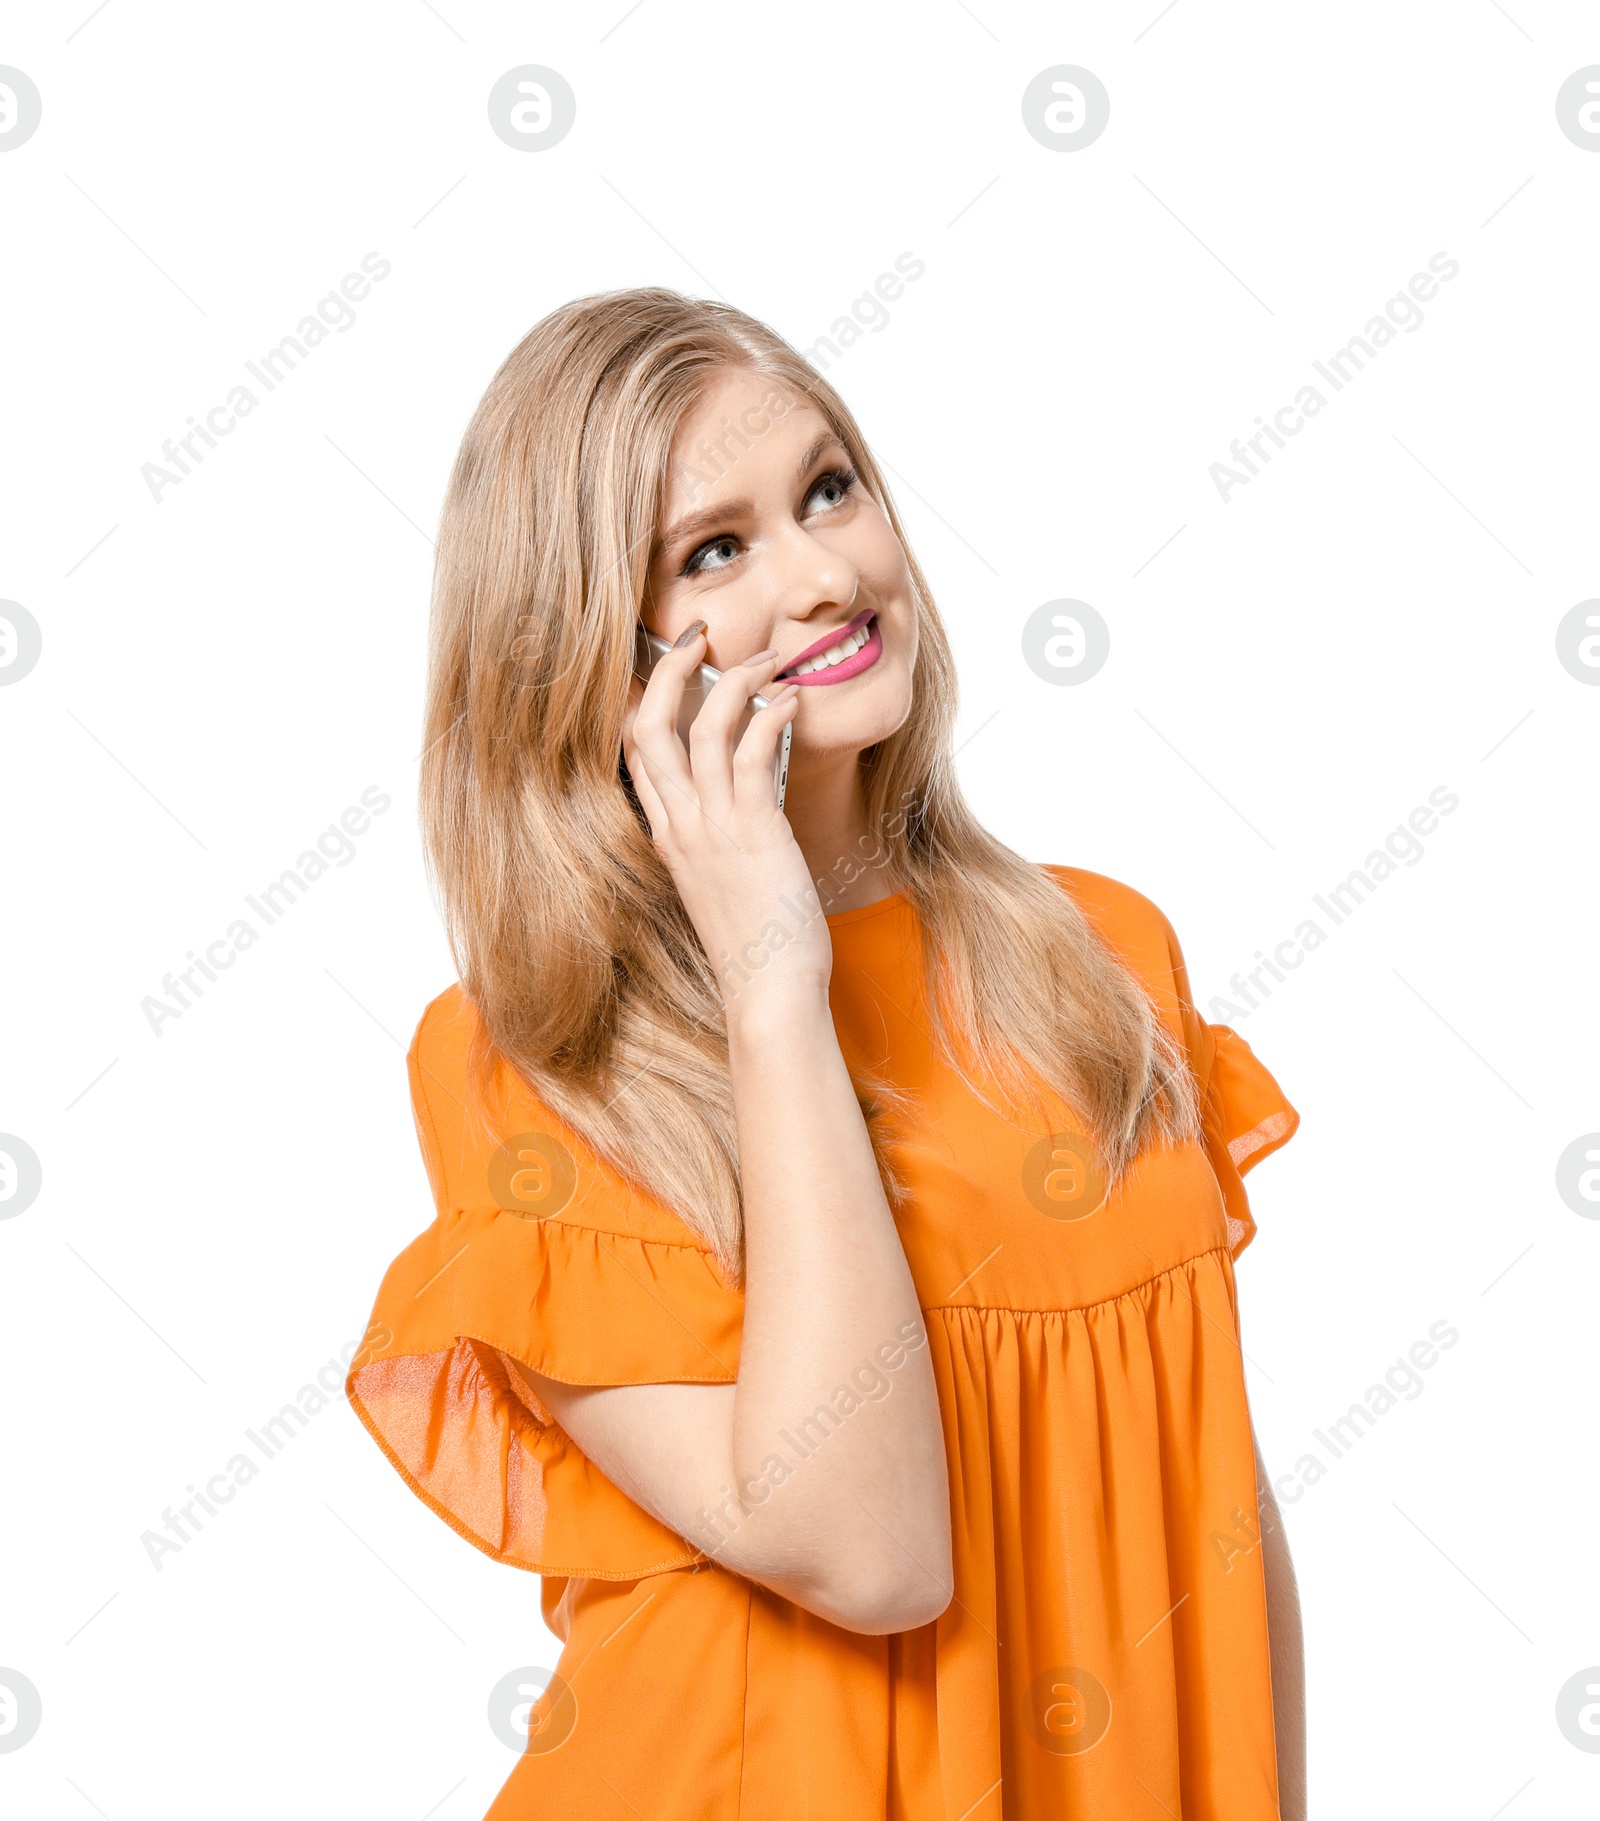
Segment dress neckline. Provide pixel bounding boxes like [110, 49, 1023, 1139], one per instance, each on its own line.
[824, 889, 908, 928]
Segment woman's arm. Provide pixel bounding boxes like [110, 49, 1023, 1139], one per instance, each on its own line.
[516, 634, 952, 1636]
[1254, 1430, 1306, 1819]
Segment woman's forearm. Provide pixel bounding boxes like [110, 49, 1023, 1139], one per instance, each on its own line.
[521, 979, 951, 1634]
[722, 984, 951, 1626]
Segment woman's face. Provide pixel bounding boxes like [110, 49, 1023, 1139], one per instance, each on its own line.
[643, 368, 918, 767]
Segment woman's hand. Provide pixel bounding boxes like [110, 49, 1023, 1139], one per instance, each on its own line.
[624, 624, 828, 1004]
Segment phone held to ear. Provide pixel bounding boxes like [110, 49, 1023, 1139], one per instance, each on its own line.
[633, 627, 792, 812]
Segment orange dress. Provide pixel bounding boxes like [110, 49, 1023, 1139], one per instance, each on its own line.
[347, 867, 1299, 1818]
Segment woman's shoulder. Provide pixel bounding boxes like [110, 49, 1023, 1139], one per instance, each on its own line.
[1045, 866, 1302, 1214]
[1042, 865, 1190, 997]
[408, 980, 473, 1080]
[404, 981, 719, 1251]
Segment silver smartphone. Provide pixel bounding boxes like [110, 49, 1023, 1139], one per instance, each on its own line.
[633, 627, 792, 812]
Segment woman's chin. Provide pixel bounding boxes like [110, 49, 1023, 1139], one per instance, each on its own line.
[787, 671, 912, 764]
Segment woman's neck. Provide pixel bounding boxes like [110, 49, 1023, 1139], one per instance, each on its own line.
[783, 749, 897, 915]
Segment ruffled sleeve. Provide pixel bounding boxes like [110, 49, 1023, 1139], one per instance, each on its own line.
[1147, 903, 1299, 1257]
[1128, 888, 1303, 1260]
[1191, 1020, 1299, 1257]
[345, 987, 744, 1580]
[1051, 867, 1300, 1260]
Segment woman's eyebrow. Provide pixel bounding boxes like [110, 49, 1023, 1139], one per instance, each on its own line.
[657, 498, 752, 553]
[795, 432, 844, 472]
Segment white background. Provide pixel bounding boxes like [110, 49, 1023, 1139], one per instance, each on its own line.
[3, 1, 1598, 1814]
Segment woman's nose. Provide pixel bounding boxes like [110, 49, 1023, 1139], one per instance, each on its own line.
[770, 521, 859, 618]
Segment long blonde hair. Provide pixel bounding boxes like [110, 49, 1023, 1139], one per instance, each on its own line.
[421, 287, 1200, 1275]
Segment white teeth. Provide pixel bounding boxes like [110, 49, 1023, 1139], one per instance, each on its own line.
[788, 622, 871, 676]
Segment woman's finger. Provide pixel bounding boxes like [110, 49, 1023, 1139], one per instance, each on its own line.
[630, 625, 706, 816]
[622, 682, 671, 838]
[731, 683, 799, 813]
[686, 648, 781, 821]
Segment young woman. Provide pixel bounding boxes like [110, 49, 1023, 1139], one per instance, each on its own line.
[347, 288, 1305, 1820]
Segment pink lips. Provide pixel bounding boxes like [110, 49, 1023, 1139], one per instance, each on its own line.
[778, 611, 883, 687]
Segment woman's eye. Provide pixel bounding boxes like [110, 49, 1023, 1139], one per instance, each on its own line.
[806, 467, 857, 514]
[684, 535, 741, 577]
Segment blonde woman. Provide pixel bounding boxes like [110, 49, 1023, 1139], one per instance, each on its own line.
[347, 289, 1305, 1820]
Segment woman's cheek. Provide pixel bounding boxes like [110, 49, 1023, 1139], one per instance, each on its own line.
[845, 529, 905, 598]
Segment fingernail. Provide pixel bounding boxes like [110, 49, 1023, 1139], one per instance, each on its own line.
[672, 620, 708, 649]
[741, 648, 779, 667]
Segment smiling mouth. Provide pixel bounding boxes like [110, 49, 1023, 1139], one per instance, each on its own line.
[776, 610, 882, 686]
